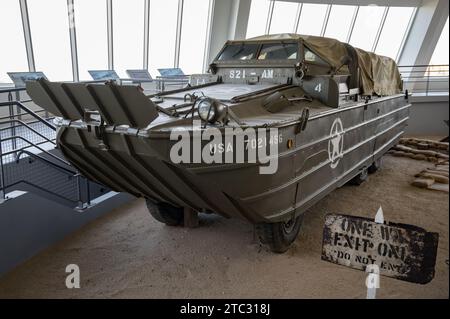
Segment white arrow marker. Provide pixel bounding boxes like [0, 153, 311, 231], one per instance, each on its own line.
[367, 206, 383, 299]
[375, 206, 384, 224]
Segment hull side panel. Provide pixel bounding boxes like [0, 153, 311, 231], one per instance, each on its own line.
[57, 96, 410, 223]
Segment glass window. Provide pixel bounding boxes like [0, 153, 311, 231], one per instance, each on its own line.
[430, 17, 449, 65]
[148, 0, 178, 76]
[218, 44, 259, 61]
[0, 0, 29, 84]
[375, 7, 415, 60]
[296, 3, 328, 36]
[73, 0, 108, 81]
[349, 5, 386, 51]
[113, 0, 145, 78]
[324, 5, 357, 42]
[179, 0, 210, 75]
[428, 18, 449, 77]
[258, 43, 298, 60]
[246, 0, 271, 39]
[27, 0, 72, 81]
[304, 47, 328, 66]
[269, 1, 299, 34]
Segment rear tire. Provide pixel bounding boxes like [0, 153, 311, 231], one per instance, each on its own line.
[256, 215, 303, 253]
[145, 199, 184, 226]
[349, 167, 369, 186]
[368, 157, 383, 174]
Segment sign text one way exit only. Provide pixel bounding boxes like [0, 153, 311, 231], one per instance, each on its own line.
[321, 213, 439, 284]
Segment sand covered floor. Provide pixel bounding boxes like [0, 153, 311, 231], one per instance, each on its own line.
[0, 155, 448, 298]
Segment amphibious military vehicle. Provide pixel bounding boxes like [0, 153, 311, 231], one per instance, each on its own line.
[26, 34, 410, 253]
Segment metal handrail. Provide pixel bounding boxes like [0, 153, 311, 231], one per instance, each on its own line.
[398, 64, 449, 96]
[0, 136, 93, 208]
[5, 180, 80, 204]
[0, 133, 94, 208]
[0, 101, 56, 130]
[0, 110, 51, 122]
[0, 87, 93, 208]
[0, 87, 27, 94]
[15, 150, 74, 175]
[1, 136, 68, 165]
[398, 64, 449, 68]
[0, 119, 56, 146]
[401, 75, 449, 79]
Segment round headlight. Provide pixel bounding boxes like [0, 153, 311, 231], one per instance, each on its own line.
[197, 98, 216, 122]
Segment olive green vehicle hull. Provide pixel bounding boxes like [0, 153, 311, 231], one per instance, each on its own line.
[54, 93, 410, 224]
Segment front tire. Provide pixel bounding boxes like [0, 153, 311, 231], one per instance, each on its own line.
[256, 215, 303, 253]
[145, 199, 184, 226]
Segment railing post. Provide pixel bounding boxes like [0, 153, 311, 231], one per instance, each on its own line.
[85, 178, 91, 206]
[0, 138, 6, 203]
[15, 91, 22, 121]
[7, 93, 17, 153]
[75, 174, 84, 211]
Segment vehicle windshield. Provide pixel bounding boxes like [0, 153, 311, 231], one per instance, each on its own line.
[218, 42, 299, 61]
[217, 43, 259, 61]
[258, 43, 298, 60]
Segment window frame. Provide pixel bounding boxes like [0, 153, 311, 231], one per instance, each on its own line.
[217, 43, 260, 61]
[301, 44, 333, 69]
[213, 40, 301, 67]
[257, 42, 299, 61]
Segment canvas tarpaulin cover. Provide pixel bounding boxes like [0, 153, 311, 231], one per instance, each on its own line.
[247, 34, 403, 96]
[353, 48, 402, 96]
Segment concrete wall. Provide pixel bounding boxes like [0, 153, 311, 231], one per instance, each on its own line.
[405, 94, 449, 136]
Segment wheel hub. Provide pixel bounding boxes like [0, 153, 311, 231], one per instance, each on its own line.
[282, 218, 296, 234]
